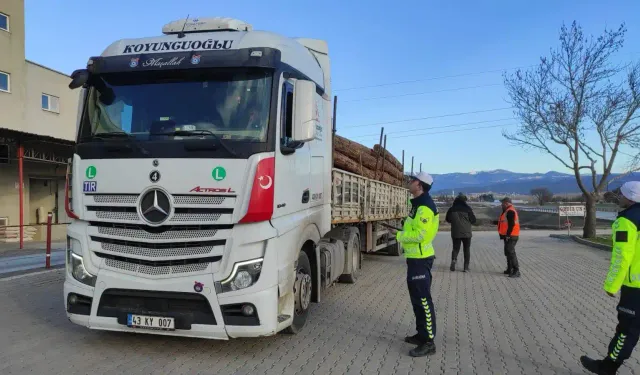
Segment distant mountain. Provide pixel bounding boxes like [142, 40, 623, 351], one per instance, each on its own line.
[430, 170, 640, 195]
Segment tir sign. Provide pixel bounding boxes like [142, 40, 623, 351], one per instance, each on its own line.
[83, 181, 97, 193]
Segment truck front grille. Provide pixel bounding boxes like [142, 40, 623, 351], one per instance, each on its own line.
[96, 252, 219, 275]
[103, 257, 210, 275]
[82, 192, 236, 277]
[88, 193, 232, 206]
[97, 225, 220, 240]
[92, 194, 138, 204]
[94, 237, 224, 258]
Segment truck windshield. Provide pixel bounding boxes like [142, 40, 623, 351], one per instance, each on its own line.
[79, 68, 272, 143]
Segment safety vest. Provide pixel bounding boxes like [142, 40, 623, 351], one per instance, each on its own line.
[396, 202, 439, 259]
[498, 205, 520, 236]
[604, 204, 640, 294]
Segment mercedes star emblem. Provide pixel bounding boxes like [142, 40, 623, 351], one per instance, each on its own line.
[149, 170, 161, 183]
[139, 189, 172, 225]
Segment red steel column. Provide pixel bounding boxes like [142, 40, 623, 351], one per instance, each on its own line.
[46, 212, 52, 269]
[18, 144, 24, 249]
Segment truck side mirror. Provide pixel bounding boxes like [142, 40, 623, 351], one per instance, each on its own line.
[291, 80, 317, 143]
[69, 69, 90, 90]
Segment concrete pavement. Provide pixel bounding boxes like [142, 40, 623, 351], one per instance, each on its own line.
[0, 250, 65, 275]
[0, 231, 637, 374]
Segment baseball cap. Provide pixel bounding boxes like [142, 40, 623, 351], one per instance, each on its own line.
[620, 181, 640, 203]
[411, 171, 434, 186]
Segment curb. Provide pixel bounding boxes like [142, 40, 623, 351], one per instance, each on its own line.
[548, 234, 611, 251]
[0, 264, 64, 281]
[570, 235, 611, 251]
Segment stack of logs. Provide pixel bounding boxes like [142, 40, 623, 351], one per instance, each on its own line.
[333, 134, 404, 186]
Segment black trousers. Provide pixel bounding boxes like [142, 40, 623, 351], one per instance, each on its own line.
[503, 237, 519, 270]
[607, 286, 640, 364]
[451, 238, 471, 268]
[406, 257, 436, 343]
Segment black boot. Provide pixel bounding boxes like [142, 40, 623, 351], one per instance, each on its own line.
[580, 356, 620, 375]
[504, 259, 512, 274]
[450, 260, 456, 272]
[509, 268, 521, 278]
[409, 341, 436, 357]
[463, 261, 470, 272]
[404, 333, 423, 346]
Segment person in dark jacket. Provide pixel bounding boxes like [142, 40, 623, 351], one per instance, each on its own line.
[445, 193, 477, 272]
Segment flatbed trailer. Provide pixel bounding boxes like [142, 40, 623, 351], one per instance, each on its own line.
[330, 168, 410, 256]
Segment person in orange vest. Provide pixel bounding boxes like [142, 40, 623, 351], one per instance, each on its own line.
[498, 197, 521, 278]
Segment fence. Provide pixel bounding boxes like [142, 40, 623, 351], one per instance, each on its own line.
[0, 213, 70, 269]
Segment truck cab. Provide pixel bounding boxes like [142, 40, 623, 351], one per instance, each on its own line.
[64, 17, 337, 339]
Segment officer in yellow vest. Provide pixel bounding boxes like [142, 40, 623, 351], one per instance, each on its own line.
[581, 181, 640, 374]
[395, 171, 439, 357]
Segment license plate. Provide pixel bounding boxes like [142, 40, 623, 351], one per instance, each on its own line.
[127, 314, 175, 330]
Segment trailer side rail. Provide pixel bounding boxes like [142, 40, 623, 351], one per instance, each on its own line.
[331, 168, 410, 224]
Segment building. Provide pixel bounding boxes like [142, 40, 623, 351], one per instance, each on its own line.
[0, 0, 79, 243]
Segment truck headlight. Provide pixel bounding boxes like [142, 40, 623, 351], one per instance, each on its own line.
[216, 258, 263, 293]
[66, 238, 96, 287]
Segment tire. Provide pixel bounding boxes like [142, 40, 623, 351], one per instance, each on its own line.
[387, 241, 402, 256]
[282, 251, 313, 334]
[339, 229, 360, 284]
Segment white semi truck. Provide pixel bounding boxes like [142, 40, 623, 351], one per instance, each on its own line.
[63, 17, 410, 339]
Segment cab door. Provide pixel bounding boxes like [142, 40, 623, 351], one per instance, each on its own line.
[272, 79, 311, 220]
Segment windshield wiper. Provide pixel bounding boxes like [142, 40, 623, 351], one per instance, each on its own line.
[81, 132, 150, 155]
[80, 131, 132, 141]
[157, 129, 237, 157]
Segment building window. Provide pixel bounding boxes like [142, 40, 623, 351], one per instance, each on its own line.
[0, 71, 9, 93]
[0, 13, 8, 32]
[42, 94, 60, 113]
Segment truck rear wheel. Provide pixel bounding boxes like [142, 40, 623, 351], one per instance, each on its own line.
[387, 241, 402, 256]
[339, 228, 360, 284]
[283, 251, 312, 334]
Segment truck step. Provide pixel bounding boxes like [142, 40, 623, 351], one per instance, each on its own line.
[278, 315, 291, 323]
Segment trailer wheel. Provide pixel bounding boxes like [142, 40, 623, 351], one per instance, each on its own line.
[283, 251, 312, 334]
[387, 242, 402, 256]
[339, 229, 360, 284]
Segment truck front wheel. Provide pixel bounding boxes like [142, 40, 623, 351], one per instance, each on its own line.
[283, 251, 312, 334]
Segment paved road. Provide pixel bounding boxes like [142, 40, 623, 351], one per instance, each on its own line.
[518, 207, 618, 221]
[0, 231, 638, 374]
[0, 250, 65, 275]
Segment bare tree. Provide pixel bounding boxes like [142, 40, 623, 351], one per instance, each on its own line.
[530, 187, 554, 205]
[603, 187, 623, 203]
[503, 21, 640, 238]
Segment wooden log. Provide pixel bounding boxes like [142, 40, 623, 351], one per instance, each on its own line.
[381, 172, 401, 186]
[333, 151, 403, 186]
[334, 135, 374, 161]
[334, 135, 403, 179]
[372, 144, 403, 171]
[334, 135, 377, 167]
[333, 152, 376, 179]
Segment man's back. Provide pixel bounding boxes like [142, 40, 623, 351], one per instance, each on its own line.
[446, 200, 476, 238]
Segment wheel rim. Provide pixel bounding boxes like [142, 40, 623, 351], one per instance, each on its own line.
[293, 269, 312, 315]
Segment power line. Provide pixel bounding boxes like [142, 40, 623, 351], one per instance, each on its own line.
[341, 83, 502, 103]
[349, 117, 515, 138]
[335, 65, 536, 92]
[342, 107, 514, 129]
[385, 123, 518, 139]
[334, 51, 640, 93]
